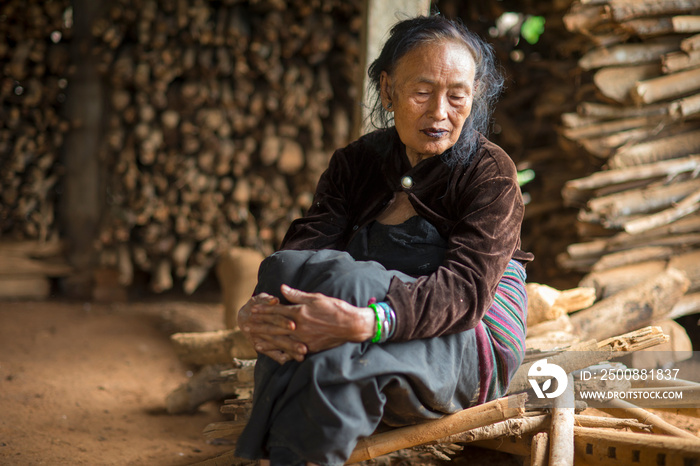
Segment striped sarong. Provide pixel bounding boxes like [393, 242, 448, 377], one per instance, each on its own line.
[477, 259, 528, 402]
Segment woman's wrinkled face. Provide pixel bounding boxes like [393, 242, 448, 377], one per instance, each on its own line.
[381, 40, 476, 165]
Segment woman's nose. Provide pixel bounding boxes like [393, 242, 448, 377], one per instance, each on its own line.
[427, 94, 448, 121]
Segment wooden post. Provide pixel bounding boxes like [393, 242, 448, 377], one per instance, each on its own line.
[549, 374, 575, 466]
[353, 0, 431, 138]
[531, 432, 550, 466]
[60, 0, 107, 296]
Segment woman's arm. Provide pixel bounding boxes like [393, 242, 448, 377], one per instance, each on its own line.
[239, 142, 384, 361]
[386, 158, 526, 341]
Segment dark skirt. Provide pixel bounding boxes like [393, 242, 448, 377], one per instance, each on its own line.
[234, 250, 527, 466]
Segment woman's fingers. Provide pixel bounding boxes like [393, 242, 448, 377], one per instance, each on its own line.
[254, 334, 308, 362]
[246, 312, 296, 333]
[280, 284, 316, 304]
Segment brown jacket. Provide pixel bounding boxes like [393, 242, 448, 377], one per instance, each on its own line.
[281, 128, 533, 341]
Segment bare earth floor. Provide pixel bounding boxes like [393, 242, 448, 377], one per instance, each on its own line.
[0, 299, 233, 465]
[2, 300, 698, 465]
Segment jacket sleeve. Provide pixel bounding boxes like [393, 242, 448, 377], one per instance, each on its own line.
[385, 157, 525, 341]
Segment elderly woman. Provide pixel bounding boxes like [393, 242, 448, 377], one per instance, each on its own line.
[235, 15, 533, 466]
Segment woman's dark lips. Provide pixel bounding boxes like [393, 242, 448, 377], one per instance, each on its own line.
[421, 128, 449, 138]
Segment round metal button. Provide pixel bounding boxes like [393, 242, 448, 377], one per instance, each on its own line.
[401, 176, 413, 189]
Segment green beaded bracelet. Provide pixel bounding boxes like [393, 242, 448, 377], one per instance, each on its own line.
[368, 303, 382, 343]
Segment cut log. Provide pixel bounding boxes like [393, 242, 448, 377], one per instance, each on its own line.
[527, 283, 596, 326]
[431, 414, 549, 445]
[531, 432, 549, 466]
[561, 114, 662, 140]
[346, 393, 528, 464]
[670, 93, 700, 117]
[622, 187, 700, 234]
[586, 178, 700, 224]
[569, 268, 689, 341]
[563, 155, 700, 201]
[669, 291, 700, 319]
[170, 329, 257, 365]
[591, 246, 674, 272]
[662, 50, 700, 73]
[166, 364, 234, 414]
[669, 249, 700, 290]
[549, 374, 575, 466]
[673, 15, 700, 33]
[577, 38, 681, 70]
[577, 101, 669, 120]
[579, 260, 667, 299]
[608, 129, 700, 168]
[632, 67, 700, 104]
[605, 0, 700, 22]
[527, 314, 575, 339]
[215, 247, 265, 329]
[681, 33, 700, 51]
[617, 17, 675, 38]
[591, 64, 660, 104]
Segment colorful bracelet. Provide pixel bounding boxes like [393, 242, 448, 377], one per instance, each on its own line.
[368, 303, 383, 343]
[376, 302, 396, 340]
[368, 301, 396, 343]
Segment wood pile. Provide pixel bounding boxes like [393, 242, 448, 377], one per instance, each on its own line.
[91, 0, 360, 295]
[557, 0, 700, 310]
[162, 269, 699, 465]
[0, 0, 72, 242]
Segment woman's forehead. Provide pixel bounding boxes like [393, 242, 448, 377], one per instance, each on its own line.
[392, 40, 476, 84]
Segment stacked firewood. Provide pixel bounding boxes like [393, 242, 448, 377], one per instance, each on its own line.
[91, 0, 360, 294]
[436, 0, 590, 288]
[165, 272, 700, 465]
[0, 0, 72, 242]
[557, 1, 700, 313]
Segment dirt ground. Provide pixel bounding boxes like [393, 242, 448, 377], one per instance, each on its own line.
[0, 298, 234, 465]
[2, 298, 699, 466]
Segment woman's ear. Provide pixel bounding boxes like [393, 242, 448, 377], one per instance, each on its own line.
[379, 71, 393, 111]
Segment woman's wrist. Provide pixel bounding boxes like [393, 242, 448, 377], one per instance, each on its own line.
[353, 306, 377, 342]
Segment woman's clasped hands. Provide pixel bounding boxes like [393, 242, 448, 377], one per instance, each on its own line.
[238, 284, 376, 365]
